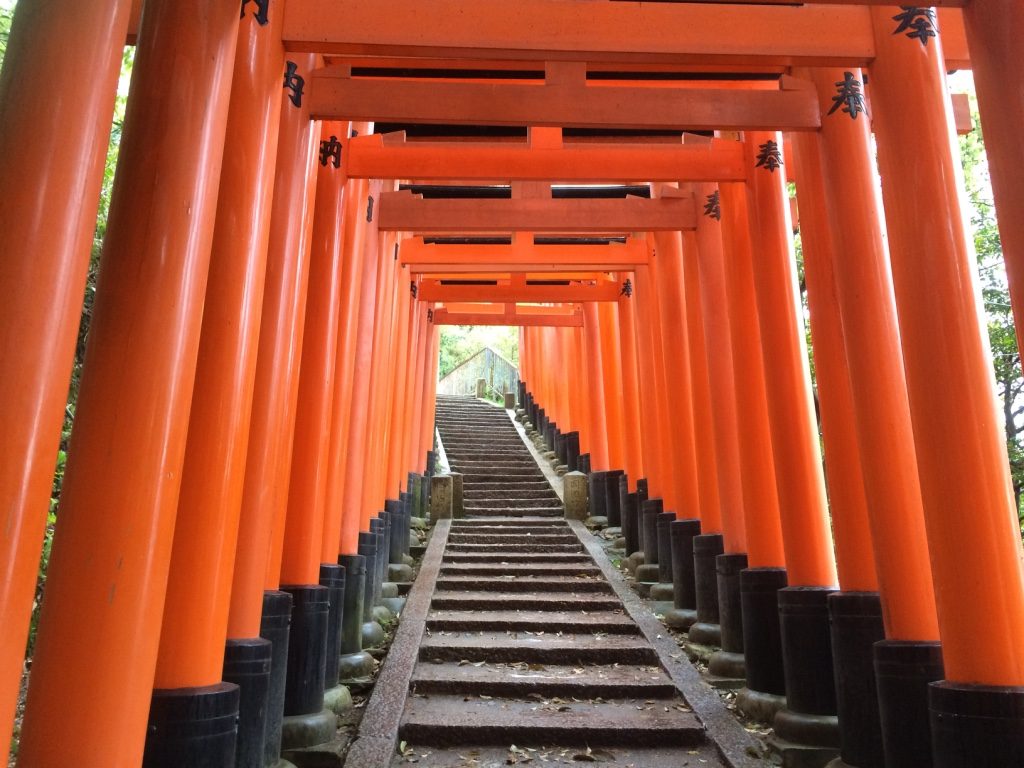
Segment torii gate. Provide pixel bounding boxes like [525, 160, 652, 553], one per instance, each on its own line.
[0, 0, 1022, 766]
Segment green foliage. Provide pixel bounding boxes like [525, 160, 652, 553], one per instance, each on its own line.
[958, 105, 1024, 522]
[438, 325, 519, 379]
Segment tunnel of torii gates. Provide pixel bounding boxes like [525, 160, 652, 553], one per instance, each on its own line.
[2, 0, 1024, 765]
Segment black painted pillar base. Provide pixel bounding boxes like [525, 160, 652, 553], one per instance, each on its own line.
[338, 553, 375, 681]
[579, 453, 591, 475]
[260, 589, 293, 767]
[605, 470, 624, 527]
[143, 682, 240, 768]
[223, 637, 273, 768]
[829, 592, 885, 768]
[635, 499, 663, 584]
[773, 587, 840, 748]
[708, 552, 747, 681]
[358, 531, 386, 648]
[664, 518, 701, 631]
[588, 470, 609, 522]
[566, 431, 580, 472]
[319, 564, 346, 691]
[737, 567, 788, 724]
[688, 533, 724, 647]
[279, 584, 335, 750]
[874, 639, 943, 768]
[930, 681, 1024, 767]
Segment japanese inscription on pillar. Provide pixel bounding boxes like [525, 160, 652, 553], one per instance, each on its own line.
[754, 140, 783, 173]
[892, 7, 937, 46]
[703, 190, 721, 220]
[240, 0, 270, 25]
[411, 281, 418, 299]
[620, 279, 633, 298]
[319, 135, 342, 168]
[283, 61, 305, 108]
[367, 196, 375, 222]
[828, 72, 867, 120]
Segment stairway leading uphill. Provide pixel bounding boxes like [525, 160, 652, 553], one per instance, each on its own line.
[374, 395, 738, 767]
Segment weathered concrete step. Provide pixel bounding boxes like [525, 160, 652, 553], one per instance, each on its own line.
[398, 694, 703, 747]
[411, 661, 674, 698]
[457, 489, 560, 501]
[445, 542, 580, 553]
[463, 508, 563, 518]
[419, 632, 659, 665]
[431, 591, 622, 611]
[435, 576, 612, 593]
[440, 559, 596, 574]
[388, 742, 726, 767]
[456, 466, 546, 477]
[441, 552, 590, 564]
[446, 533, 578, 545]
[463, 501, 563, 512]
[454, 520, 573, 532]
[445, 523, 569, 535]
[425, 609, 636, 634]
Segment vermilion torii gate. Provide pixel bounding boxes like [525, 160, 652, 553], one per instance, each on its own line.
[0, 0, 1023, 766]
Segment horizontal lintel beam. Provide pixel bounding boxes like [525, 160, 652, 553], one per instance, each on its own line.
[346, 138, 745, 183]
[310, 73, 821, 131]
[401, 237, 647, 270]
[380, 192, 695, 233]
[420, 280, 623, 303]
[432, 308, 584, 327]
[284, 1, 969, 69]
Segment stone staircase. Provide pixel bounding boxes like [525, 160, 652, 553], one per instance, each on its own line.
[380, 396, 731, 766]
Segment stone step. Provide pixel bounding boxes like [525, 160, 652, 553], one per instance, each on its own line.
[411, 661, 675, 699]
[425, 609, 637, 634]
[435, 576, 612, 593]
[445, 523, 567, 534]
[419, 630, 659, 665]
[455, 489, 560, 501]
[440, 552, 591, 564]
[445, 533, 579, 545]
[462, 507, 563, 518]
[398, 694, 703, 747]
[387, 743, 726, 767]
[449, 518, 568, 529]
[462, 481, 553, 491]
[439, 562, 600, 576]
[463, 499, 563, 510]
[430, 591, 624, 611]
[445, 542, 580, 553]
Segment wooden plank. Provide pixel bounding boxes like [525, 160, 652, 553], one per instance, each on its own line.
[310, 72, 821, 131]
[380, 192, 695, 233]
[432, 308, 584, 327]
[346, 137, 746, 183]
[420, 279, 624, 302]
[400, 237, 648, 270]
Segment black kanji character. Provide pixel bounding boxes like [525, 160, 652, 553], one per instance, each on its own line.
[283, 61, 304, 108]
[366, 196, 374, 222]
[620, 279, 633, 298]
[827, 71, 867, 119]
[892, 6, 937, 46]
[703, 190, 721, 220]
[411, 281, 418, 299]
[318, 135, 342, 168]
[427, 309, 434, 323]
[755, 139, 784, 172]
[240, 0, 269, 25]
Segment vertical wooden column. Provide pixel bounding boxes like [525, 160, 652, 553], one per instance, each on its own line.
[423, 313, 442, 464]
[742, 132, 837, 589]
[229, 52, 320, 639]
[0, 0, 132, 742]
[153, 0, 287, 707]
[871, 5, 1024, 682]
[323, 171, 368, 563]
[384, 267, 415, 499]
[0, 0, 131, 745]
[870, 10, 1024, 762]
[17, 0, 240, 760]
[632, 263, 667, 499]
[279, 122, 348, 589]
[597, 302, 627, 472]
[616, 273, 645, 486]
[571, 323, 593, 459]
[341, 180, 381, 550]
[963, 0, 1024, 344]
[407, 301, 431, 476]
[681, 232, 724, 539]
[652, 229, 700, 517]
[582, 302, 610, 469]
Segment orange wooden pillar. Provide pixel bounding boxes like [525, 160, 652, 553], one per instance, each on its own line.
[406, 300, 431, 478]
[384, 268, 414, 500]
[870, 9, 1024, 760]
[340, 179, 381, 552]
[631, 263, 667, 500]
[741, 131, 840, 737]
[323, 171, 368, 563]
[423, 316, 442, 465]
[0, 0, 132, 747]
[652, 229, 700, 517]
[790, 63, 940, 765]
[717, 181, 789, 709]
[582, 302, 610, 470]
[616, 273, 645, 486]
[228, 51, 321, 766]
[16, 0, 240, 761]
[597, 302, 627, 472]
[571, 323, 593, 461]
[963, 0, 1024, 349]
[151, 4, 287, 763]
